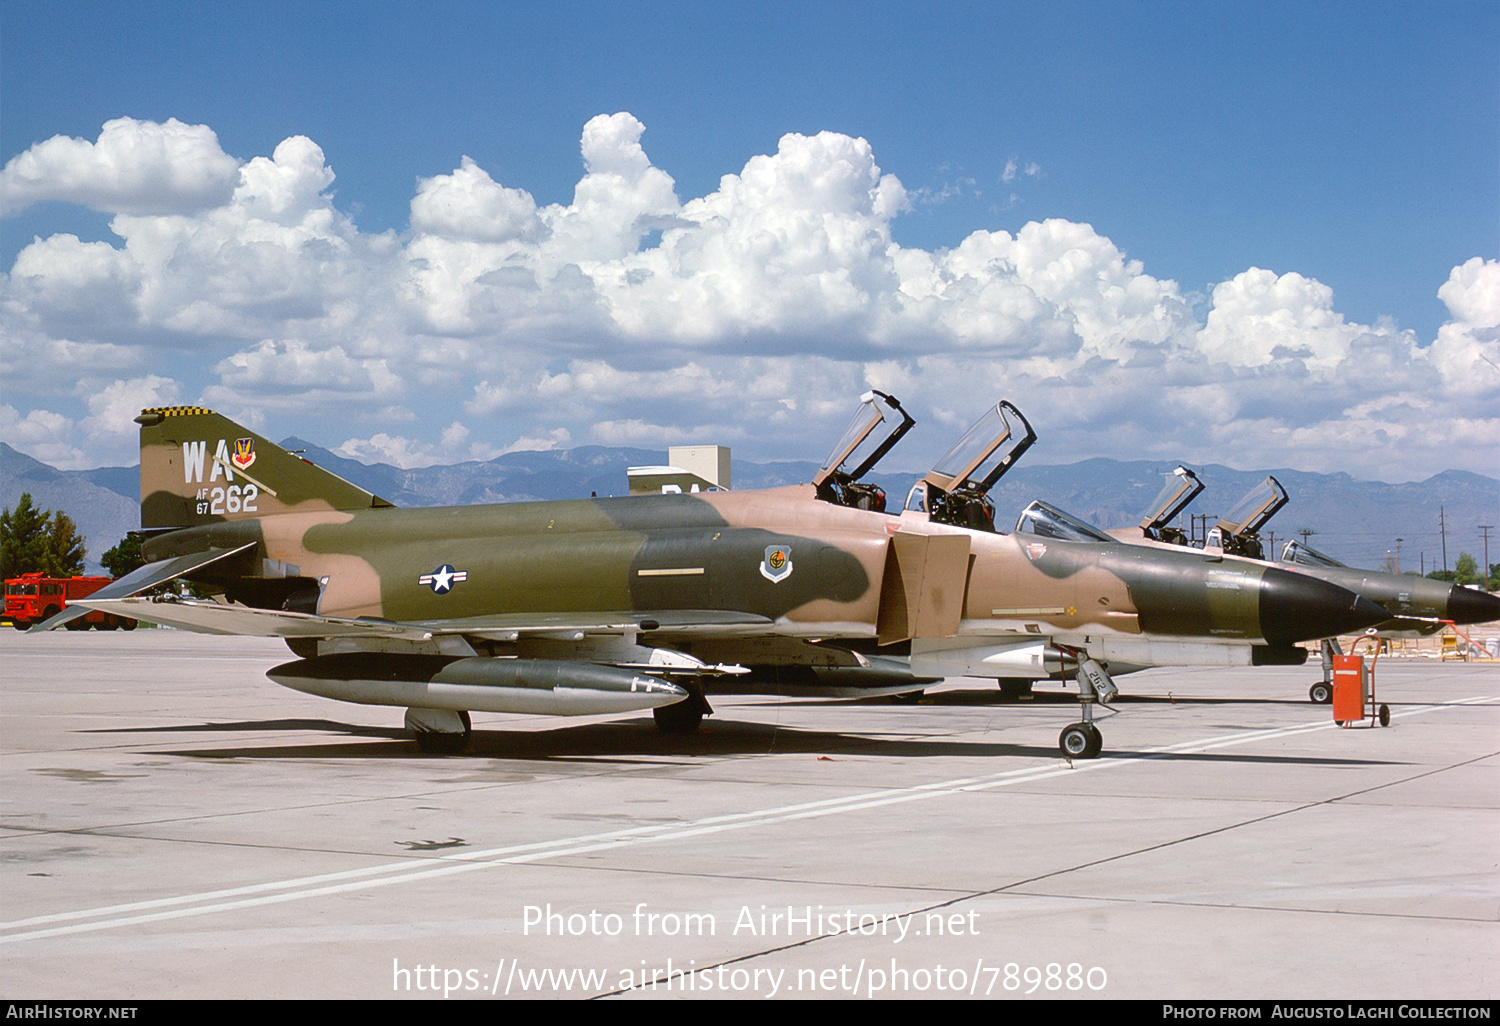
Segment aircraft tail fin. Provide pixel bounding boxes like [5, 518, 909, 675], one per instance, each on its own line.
[136, 407, 394, 531]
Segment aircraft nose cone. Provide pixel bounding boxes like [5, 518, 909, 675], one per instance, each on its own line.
[1447, 585, 1500, 625]
[1258, 567, 1393, 644]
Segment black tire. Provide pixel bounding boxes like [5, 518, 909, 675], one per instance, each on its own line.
[411, 710, 472, 754]
[64, 617, 87, 631]
[653, 701, 704, 734]
[12, 621, 29, 632]
[1059, 723, 1102, 759]
[1309, 682, 1332, 704]
[99, 616, 119, 631]
[1378, 704, 1390, 727]
[121, 618, 137, 631]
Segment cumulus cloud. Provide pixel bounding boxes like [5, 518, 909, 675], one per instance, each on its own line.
[0, 374, 181, 470]
[1198, 268, 1375, 372]
[80, 376, 182, 439]
[337, 431, 444, 468]
[501, 427, 572, 455]
[214, 340, 401, 397]
[411, 157, 543, 243]
[0, 117, 240, 217]
[0, 405, 83, 468]
[1, 114, 1495, 481]
[1429, 257, 1500, 398]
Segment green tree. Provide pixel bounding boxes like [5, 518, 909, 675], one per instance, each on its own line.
[1, 494, 51, 579]
[0, 494, 86, 579]
[43, 511, 86, 577]
[101, 534, 146, 579]
[1453, 552, 1478, 586]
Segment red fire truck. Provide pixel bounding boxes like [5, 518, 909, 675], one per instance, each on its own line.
[3, 573, 136, 631]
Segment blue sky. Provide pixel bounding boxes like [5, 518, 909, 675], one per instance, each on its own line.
[1, 0, 1496, 480]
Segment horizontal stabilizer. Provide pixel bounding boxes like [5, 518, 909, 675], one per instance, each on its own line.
[33, 543, 256, 632]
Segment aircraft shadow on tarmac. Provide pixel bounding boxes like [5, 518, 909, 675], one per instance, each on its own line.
[83, 714, 1396, 767]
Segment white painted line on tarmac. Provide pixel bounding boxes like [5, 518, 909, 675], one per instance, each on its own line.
[3, 695, 1492, 944]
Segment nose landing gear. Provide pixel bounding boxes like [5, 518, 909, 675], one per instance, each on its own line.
[1059, 656, 1116, 759]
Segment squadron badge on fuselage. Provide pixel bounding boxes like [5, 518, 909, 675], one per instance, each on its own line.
[760, 544, 793, 583]
[419, 565, 468, 594]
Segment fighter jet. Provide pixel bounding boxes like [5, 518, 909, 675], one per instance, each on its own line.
[1089, 465, 1500, 700]
[40, 401, 1390, 758]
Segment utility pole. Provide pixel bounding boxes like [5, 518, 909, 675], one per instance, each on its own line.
[1394, 537, 1402, 574]
[1439, 506, 1448, 574]
[1481, 525, 1494, 588]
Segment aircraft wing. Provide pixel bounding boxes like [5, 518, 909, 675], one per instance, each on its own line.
[34, 543, 258, 632]
[71, 596, 774, 641]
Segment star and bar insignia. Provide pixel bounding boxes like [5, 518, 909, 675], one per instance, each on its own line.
[419, 564, 468, 594]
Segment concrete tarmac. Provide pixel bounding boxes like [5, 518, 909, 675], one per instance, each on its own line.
[1, 630, 1496, 1000]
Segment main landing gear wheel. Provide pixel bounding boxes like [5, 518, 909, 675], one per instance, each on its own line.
[1309, 681, 1332, 704]
[406, 708, 472, 754]
[1059, 722, 1102, 759]
[653, 701, 704, 734]
[653, 684, 712, 734]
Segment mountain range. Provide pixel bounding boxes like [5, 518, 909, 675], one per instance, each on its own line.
[3, 439, 1495, 577]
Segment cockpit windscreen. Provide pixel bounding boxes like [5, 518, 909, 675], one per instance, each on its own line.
[1015, 500, 1115, 543]
[1280, 540, 1348, 569]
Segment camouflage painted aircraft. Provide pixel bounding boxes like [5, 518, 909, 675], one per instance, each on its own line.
[1033, 465, 1500, 701]
[1113, 466, 1499, 627]
[41, 401, 1392, 758]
